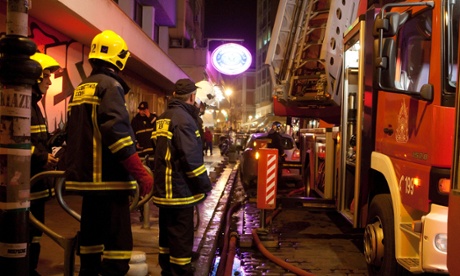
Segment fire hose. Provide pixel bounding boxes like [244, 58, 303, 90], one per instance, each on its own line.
[251, 228, 315, 276]
[250, 189, 315, 275]
[224, 232, 238, 276]
[215, 201, 242, 276]
[217, 201, 314, 275]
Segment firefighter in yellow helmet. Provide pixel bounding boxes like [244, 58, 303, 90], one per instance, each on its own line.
[29, 52, 61, 275]
[65, 30, 153, 275]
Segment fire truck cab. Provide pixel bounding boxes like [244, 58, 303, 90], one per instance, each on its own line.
[343, 2, 452, 274]
[266, 0, 459, 275]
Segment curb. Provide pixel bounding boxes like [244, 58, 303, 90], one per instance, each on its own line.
[193, 163, 239, 275]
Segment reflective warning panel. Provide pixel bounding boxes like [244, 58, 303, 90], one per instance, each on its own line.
[257, 148, 278, 210]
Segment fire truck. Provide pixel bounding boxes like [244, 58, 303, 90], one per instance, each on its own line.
[265, 0, 459, 274]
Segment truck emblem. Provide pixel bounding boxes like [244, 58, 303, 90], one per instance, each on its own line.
[396, 99, 409, 143]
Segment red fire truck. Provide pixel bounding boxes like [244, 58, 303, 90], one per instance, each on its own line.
[266, 0, 458, 274]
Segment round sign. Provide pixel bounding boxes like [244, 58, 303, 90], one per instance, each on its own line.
[211, 43, 252, 75]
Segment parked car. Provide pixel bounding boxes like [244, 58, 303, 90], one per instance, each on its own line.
[240, 132, 302, 193]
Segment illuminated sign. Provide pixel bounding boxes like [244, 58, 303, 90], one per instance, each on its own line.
[211, 43, 252, 75]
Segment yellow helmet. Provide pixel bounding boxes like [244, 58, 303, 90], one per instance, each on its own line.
[30, 52, 61, 82]
[89, 30, 130, 71]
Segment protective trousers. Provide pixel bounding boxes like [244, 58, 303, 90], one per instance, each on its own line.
[158, 206, 194, 276]
[78, 192, 133, 276]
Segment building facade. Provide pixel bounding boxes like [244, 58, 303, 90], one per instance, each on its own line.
[0, 0, 212, 132]
[255, 0, 279, 120]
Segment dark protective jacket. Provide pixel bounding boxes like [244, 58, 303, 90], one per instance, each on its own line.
[152, 99, 212, 208]
[267, 129, 285, 159]
[30, 86, 52, 200]
[131, 112, 156, 157]
[64, 67, 137, 192]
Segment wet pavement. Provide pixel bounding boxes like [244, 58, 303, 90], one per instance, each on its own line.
[210, 174, 369, 276]
[232, 203, 369, 275]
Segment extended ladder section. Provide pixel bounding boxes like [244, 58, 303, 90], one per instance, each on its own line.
[266, 0, 359, 107]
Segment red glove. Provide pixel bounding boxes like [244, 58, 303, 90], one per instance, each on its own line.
[121, 153, 153, 197]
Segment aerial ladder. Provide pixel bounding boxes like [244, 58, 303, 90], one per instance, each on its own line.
[265, 0, 360, 202]
[266, 0, 359, 110]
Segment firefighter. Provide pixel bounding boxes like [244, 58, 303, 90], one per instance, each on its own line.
[267, 121, 287, 182]
[152, 79, 212, 275]
[131, 101, 156, 160]
[29, 52, 61, 276]
[131, 101, 157, 222]
[65, 30, 153, 275]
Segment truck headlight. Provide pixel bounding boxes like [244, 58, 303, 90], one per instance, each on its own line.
[434, 233, 447, 253]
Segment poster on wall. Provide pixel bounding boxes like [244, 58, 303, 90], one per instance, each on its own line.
[0, 87, 31, 208]
[28, 19, 93, 133]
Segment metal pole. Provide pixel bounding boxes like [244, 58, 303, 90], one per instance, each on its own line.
[0, 1, 41, 275]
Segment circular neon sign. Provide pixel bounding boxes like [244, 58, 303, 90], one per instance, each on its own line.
[211, 43, 252, 75]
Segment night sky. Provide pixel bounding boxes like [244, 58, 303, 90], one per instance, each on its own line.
[204, 0, 257, 69]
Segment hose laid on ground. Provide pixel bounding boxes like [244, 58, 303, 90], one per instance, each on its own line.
[215, 201, 242, 276]
[224, 232, 238, 276]
[251, 228, 315, 276]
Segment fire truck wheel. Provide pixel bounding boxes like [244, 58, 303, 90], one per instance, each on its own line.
[364, 194, 403, 276]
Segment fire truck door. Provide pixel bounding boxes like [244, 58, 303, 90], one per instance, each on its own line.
[339, 16, 365, 227]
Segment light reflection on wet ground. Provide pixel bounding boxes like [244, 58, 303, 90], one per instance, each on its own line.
[216, 177, 369, 276]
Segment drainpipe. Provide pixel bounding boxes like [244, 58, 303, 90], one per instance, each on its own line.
[0, 1, 42, 275]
